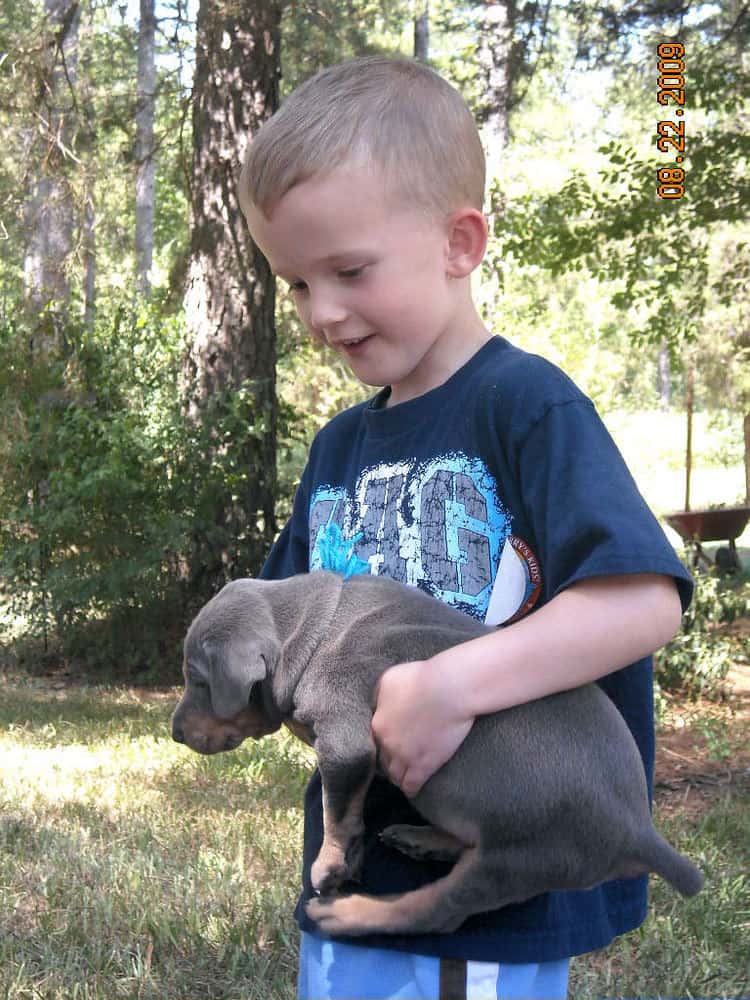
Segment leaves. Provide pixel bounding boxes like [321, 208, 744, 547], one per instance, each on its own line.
[489, 0, 749, 363]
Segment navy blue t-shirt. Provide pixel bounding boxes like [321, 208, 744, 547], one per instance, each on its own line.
[260, 336, 693, 963]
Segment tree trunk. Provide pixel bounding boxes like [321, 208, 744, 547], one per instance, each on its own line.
[414, 1, 429, 61]
[82, 187, 96, 328]
[183, 0, 281, 595]
[684, 362, 694, 512]
[744, 409, 750, 503]
[135, 0, 157, 297]
[80, 43, 97, 330]
[23, 0, 80, 350]
[657, 341, 671, 410]
[478, 0, 524, 279]
[477, 0, 517, 154]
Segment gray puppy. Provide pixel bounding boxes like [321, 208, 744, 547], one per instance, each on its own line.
[171, 571, 703, 937]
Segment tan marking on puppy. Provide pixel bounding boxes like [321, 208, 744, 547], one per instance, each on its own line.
[312, 761, 376, 895]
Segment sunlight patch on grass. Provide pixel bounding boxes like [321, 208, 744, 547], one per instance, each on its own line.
[1, 683, 310, 997]
[3, 738, 170, 805]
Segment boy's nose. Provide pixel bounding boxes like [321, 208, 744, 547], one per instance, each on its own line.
[308, 287, 348, 332]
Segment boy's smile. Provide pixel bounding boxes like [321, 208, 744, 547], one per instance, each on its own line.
[245, 163, 490, 406]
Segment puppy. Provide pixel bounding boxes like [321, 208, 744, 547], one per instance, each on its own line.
[172, 571, 703, 936]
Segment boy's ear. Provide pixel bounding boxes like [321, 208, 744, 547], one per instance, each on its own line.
[445, 208, 488, 278]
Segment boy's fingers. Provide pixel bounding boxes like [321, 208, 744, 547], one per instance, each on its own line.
[379, 749, 405, 789]
[399, 770, 425, 799]
[376, 744, 416, 795]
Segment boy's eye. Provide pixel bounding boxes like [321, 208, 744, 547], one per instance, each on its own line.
[285, 268, 364, 293]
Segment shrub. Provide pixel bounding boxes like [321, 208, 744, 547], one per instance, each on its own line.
[0, 305, 297, 680]
[0, 307, 187, 673]
[654, 571, 748, 701]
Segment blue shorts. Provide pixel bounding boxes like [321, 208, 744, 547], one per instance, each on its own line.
[298, 933, 570, 999]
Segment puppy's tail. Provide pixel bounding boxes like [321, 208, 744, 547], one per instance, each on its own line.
[638, 829, 704, 897]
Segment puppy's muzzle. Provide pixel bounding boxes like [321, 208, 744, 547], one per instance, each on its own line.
[172, 722, 244, 753]
[171, 706, 245, 754]
[171, 697, 281, 755]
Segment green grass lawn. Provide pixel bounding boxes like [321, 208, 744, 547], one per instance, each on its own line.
[571, 795, 750, 1000]
[1, 676, 748, 1000]
[0, 681, 310, 999]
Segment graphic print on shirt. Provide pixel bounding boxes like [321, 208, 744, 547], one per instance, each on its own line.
[308, 453, 542, 623]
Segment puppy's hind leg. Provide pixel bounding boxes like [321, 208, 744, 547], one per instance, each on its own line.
[307, 845, 526, 937]
[380, 824, 465, 863]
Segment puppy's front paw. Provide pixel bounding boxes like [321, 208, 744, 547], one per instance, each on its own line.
[311, 856, 348, 896]
[311, 835, 364, 895]
[306, 893, 373, 936]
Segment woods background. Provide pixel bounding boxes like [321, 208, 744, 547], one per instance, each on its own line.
[1, 0, 748, 680]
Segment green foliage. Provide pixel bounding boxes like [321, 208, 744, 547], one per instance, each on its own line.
[280, 0, 413, 93]
[655, 572, 749, 701]
[2, 0, 748, 680]
[274, 295, 369, 490]
[491, 3, 750, 377]
[0, 0, 192, 317]
[488, 2, 750, 507]
[0, 307, 185, 674]
[0, 306, 300, 679]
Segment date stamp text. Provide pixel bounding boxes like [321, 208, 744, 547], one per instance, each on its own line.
[656, 41, 685, 200]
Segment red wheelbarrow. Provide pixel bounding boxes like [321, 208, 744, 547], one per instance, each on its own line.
[664, 505, 750, 571]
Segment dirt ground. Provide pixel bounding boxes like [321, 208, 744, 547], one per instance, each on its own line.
[655, 640, 750, 820]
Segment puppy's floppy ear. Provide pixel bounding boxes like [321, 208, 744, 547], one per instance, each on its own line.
[208, 637, 277, 719]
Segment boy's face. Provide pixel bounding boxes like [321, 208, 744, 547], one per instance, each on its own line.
[245, 163, 487, 406]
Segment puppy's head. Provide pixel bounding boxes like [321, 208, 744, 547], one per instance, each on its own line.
[171, 581, 281, 755]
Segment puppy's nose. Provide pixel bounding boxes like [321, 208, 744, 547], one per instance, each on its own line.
[172, 722, 185, 744]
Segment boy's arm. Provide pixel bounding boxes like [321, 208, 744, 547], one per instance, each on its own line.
[372, 572, 683, 798]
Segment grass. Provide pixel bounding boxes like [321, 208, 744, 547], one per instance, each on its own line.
[571, 798, 750, 999]
[0, 680, 312, 999]
[1, 675, 748, 999]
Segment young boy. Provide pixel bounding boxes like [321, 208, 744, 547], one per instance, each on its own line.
[239, 55, 693, 1000]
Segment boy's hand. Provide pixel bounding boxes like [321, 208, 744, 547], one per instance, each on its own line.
[371, 658, 474, 798]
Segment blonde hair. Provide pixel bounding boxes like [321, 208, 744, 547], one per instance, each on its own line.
[240, 55, 485, 219]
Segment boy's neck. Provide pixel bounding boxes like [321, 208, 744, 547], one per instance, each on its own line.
[384, 312, 492, 408]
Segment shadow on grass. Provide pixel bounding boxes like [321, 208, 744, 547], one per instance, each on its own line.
[1, 676, 315, 814]
[159, 732, 315, 815]
[0, 680, 177, 743]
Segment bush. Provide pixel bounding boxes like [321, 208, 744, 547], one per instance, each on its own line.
[654, 571, 748, 701]
[0, 307, 187, 673]
[0, 305, 297, 680]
